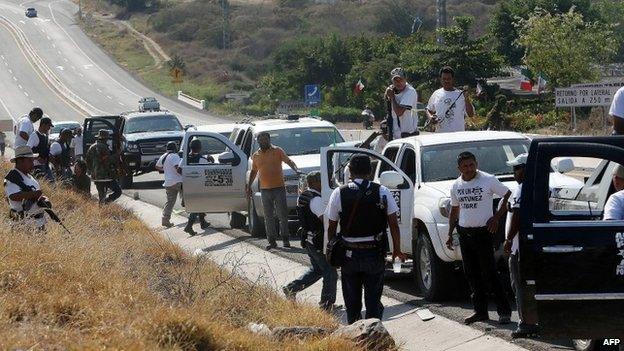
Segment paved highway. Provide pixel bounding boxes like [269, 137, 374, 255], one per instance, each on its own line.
[0, 2, 576, 350]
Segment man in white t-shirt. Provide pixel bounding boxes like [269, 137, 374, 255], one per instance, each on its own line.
[70, 127, 84, 161]
[609, 86, 624, 135]
[427, 66, 475, 133]
[156, 141, 183, 228]
[385, 67, 418, 140]
[26, 117, 55, 182]
[446, 151, 512, 325]
[603, 164, 624, 220]
[177, 138, 212, 235]
[14, 107, 44, 148]
[4, 146, 47, 229]
[503, 153, 539, 338]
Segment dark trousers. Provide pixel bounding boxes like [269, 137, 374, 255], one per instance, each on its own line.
[187, 213, 207, 224]
[95, 180, 122, 204]
[285, 244, 338, 308]
[340, 248, 385, 324]
[458, 226, 511, 317]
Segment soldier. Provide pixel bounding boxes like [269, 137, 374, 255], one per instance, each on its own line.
[326, 154, 406, 324]
[50, 128, 74, 181]
[179, 138, 211, 235]
[86, 130, 122, 204]
[26, 117, 54, 182]
[283, 171, 338, 311]
[4, 146, 48, 229]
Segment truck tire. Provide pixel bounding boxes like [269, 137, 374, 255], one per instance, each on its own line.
[229, 212, 246, 229]
[248, 199, 265, 238]
[572, 339, 597, 351]
[413, 232, 453, 301]
[119, 174, 133, 189]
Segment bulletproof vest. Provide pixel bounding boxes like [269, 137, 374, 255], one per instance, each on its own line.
[4, 169, 37, 214]
[59, 142, 71, 167]
[31, 131, 49, 160]
[297, 189, 323, 231]
[339, 181, 387, 238]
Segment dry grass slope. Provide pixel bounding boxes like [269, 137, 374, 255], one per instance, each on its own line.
[0, 162, 358, 350]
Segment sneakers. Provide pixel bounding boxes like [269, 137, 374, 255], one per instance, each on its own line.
[162, 221, 174, 228]
[200, 220, 211, 230]
[464, 313, 489, 325]
[282, 286, 296, 300]
[511, 324, 539, 338]
[266, 243, 277, 251]
[184, 225, 197, 236]
[499, 315, 511, 325]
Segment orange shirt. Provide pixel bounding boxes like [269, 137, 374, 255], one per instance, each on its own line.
[252, 146, 289, 189]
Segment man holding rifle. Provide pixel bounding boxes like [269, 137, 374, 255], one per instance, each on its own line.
[427, 66, 475, 133]
[385, 67, 418, 140]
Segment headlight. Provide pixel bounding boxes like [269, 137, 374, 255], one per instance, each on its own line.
[125, 141, 139, 153]
[438, 197, 452, 218]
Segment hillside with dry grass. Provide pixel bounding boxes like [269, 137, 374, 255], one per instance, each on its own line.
[0, 162, 357, 350]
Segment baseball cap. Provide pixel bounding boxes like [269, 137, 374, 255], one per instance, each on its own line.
[390, 67, 406, 80]
[40, 117, 53, 127]
[166, 141, 178, 151]
[507, 153, 528, 167]
[614, 164, 624, 179]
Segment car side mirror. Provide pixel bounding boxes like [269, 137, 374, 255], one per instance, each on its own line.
[379, 171, 404, 189]
[218, 151, 240, 166]
[554, 158, 574, 173]
[184, 124, 195, 131]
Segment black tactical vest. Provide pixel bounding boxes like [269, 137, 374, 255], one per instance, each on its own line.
[59, 142, 71, 167]
[31, 131, 49, 160]
[339, 180, 387, 239]
[297, 189, 324, 249]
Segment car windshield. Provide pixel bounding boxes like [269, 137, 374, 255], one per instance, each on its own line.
[252, 127, 344, 156]
[421, 139, 529, 182]
[124, 115, 182, 134]
[50, 123, 80, 134]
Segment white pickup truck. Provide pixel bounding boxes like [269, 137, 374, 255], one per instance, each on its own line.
[320, 131, 583, 301]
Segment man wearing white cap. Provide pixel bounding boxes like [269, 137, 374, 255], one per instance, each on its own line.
[504, 153, 539, 338]
[3, 146, 47, 229]
[385, 67, 418, 140]
[604, 164, 624, 220]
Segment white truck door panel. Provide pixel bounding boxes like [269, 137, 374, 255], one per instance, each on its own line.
[320, 146, 414, 253]
[182, 132, 248, 213]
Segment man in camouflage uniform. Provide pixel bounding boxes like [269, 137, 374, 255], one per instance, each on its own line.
[86, 130, 122, 204]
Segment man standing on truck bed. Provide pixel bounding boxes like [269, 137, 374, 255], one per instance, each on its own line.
[446, 151, 512, 325]
[247, 131, 300, 251]
[426, 67, 475, 133]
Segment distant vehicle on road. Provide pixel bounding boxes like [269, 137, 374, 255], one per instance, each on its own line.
[83, 109, 191, 188]
[138, 97, 160, 112]
[25, 7, 37, 17]
[49, 121, 81, 142]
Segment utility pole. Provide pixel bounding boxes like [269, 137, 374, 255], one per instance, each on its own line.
[436, 0, 446, 45]
[220, 0, 230, 50]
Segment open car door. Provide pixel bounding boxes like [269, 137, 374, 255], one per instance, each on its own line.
[520, 136, 624, 339]
[181, 131, 248, 213]
[83, 116, 124, 153]
[320, 146, 414, 253]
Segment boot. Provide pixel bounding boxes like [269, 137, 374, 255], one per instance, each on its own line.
[184, 222, 197, 236]
[199, 214, 210, 230]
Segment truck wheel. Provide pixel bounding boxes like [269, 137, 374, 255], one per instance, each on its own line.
[248, 200, 265, 238]
[229, 212, 246, 229]
[413, 233, 452, 301]
[119, 174, 133, 189]
[572, 340, 597, 351]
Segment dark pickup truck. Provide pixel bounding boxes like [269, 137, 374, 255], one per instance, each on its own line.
[83, 110, 190, 188]
[520, 136, 624, 344]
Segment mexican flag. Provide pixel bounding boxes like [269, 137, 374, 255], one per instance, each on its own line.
[354, 79, 365, 95]
[519, 67, 533, 92]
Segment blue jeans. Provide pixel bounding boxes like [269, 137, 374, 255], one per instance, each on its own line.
[285, 244, 337, 308]
[341, 248, 385, 324]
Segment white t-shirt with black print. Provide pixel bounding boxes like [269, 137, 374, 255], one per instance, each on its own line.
[450, 170, 510, 228]
[427, 88, 467, 133]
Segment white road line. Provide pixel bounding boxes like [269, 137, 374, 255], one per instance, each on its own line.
[30, 99, 35, 104]
[87, 81, 92, 86]
[78, 73, 84, 77]
[71, 65, 76, 70]
[8, 69, 12, 74]
[63, 58, 68, 62]
[106, 95, 112, 99]
[23, 91, 29, 97]
[0, 95, 14, 120]
[97, 88, 102, 93]
[0, 55, 4, 60]
[18, 84, 22, 89]
[46, 35, 51, 40]
[19, 20, 25, 25]
[118, 102, 125, 106]
[57, 50, 61, 55]
[12, 76, 17, 81]
[52, 43, 56, 48]
[4, 62, 7, 66]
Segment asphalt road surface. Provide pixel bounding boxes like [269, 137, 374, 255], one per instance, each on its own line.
[0, 1, 577, 349]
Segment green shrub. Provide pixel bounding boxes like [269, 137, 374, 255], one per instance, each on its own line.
[318, 106, 361, 123]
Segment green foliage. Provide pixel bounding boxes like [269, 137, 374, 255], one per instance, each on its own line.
[318, 106, 362, 123]
[594, 0, 624, 61]
[517, 9, 615, 88]
[167, 54, 186, 71]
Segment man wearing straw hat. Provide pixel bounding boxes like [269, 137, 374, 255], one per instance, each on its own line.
[3, 146, 48, 229]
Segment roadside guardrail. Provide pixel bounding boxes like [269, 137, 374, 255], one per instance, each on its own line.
[177, 91, 205, 110]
